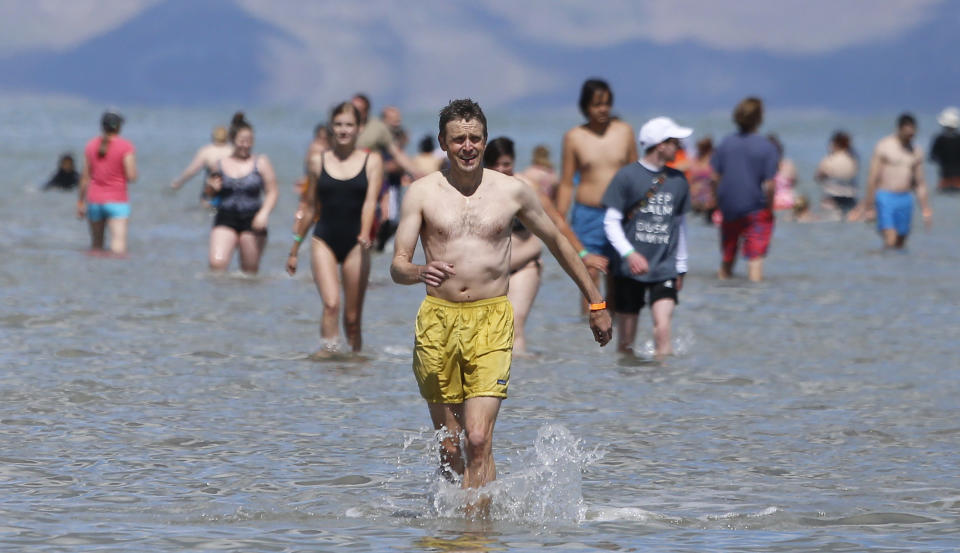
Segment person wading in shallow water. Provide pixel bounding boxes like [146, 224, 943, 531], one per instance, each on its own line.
[390, 99, 612, 516]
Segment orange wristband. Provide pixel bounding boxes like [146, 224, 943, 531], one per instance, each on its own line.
[589, 301, 607, 311]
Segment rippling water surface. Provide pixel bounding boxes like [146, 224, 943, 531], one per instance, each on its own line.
[1, 100, 959, 551]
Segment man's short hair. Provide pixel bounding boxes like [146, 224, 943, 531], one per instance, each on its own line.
[438, 99, 488, 142]
[897, 112, 917, 128]
[578, 78, 613, 118]
[733, 97, 764, 133]
[352, 93, 370, 109]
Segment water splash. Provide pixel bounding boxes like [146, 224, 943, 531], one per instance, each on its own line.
[425, 424, 604, 523]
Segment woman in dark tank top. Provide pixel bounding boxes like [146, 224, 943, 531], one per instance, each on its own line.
[286, 101, 383, 356]
[204, 112, 278, 274]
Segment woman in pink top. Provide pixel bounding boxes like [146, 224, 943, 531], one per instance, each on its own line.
[77, 111, 137, 255]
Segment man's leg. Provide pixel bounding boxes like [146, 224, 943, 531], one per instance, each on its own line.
[427, 402, 465, 480]
[747, 258, 764, 282]
[650, 298, 676, 358]
[881, 228, 899, 248]
[616, 313, 639, 354]
[461, 396, 502, 489]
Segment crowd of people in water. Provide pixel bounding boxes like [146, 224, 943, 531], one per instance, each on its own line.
[57, 83, 959, 358]
[51, 81, 959, 514]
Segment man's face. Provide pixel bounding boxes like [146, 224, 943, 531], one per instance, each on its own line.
[440, 119, 486, 173]
[898, 123, 916, 143]
[586, 90, 612, 124]
[658, 138, 680, 162]
[383, 107, 402, 128]
[351, 97, 369, 121]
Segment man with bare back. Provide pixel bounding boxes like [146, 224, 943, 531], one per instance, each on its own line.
[390, 99, 612, 510]
[556, 79, 638, 306]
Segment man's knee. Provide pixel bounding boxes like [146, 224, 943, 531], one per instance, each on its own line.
[464, 423, 493, 454]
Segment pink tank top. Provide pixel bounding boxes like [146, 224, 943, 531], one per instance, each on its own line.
[85, 135, 134, 203]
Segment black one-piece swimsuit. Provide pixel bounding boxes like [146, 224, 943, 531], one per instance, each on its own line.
[313, 153, 369, 262]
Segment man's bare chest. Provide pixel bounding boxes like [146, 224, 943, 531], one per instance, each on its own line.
[423, 194, 514, 240]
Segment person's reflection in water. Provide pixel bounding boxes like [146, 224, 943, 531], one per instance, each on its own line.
[414, 529, 503, 552]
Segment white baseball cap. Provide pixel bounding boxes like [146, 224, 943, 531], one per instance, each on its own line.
[937, 106, 960, 129]
[638, 116, 693, 150]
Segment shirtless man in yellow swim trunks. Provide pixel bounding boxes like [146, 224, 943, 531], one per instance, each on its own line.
[390, 99, 612, 510]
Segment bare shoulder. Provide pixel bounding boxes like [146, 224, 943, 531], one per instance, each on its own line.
[610, 119, 636, 137]
[366, 150, 383, 168]
[405, 171, 443, 204]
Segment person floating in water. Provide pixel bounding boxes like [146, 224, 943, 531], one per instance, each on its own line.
[390, 99, 611, 515]
[44, 153, 79, 191]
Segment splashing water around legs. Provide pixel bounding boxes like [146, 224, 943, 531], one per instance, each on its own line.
[418, 424, 604, 522]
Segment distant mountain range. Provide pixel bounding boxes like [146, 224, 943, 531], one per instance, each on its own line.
[1, 0, 957, 112]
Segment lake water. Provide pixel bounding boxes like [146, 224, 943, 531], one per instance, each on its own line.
[1, 99, 958, 551]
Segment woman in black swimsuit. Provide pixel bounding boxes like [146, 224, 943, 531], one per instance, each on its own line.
[287, 102, 383, 354]
[205, 112, 278, 274]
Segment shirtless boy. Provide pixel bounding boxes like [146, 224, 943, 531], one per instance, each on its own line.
[853, 113, 933, 249]
[391, 99, 612, 512]
[556, 79, 638, 307]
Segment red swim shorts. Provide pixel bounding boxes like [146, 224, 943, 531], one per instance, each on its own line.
[721, 209, 774, 262]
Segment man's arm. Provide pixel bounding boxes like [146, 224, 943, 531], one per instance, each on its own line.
[854, 148, 883, 219]
[556, 130, 577, 217]
[517, 180, 611, 345]
[171, 148, 206, 189]
[390, 180, 455, 287]
[913, 151, 933, 225]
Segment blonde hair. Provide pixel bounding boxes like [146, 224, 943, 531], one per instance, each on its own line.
[531, 144, 553, 170]
[211, 126, 228, 144]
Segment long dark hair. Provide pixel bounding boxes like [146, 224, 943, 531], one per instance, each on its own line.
[484, 137, 515, 167]
[98, 111, 123, 158]
[578, 78, 613, 118]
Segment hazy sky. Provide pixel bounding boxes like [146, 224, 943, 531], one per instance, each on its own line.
[0, 0, 941, 55]
[0, 0, 947, 109]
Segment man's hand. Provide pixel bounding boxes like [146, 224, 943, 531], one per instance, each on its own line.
[676, 274, 684, 292]
[419, 261, 455, 287]
[286, 253, 298, 275]
[589, 309, 613, 346]
[625, 252, 649, 275]
[582, 253, 609, 274]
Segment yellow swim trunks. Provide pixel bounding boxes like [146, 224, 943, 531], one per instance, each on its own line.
[413, 295, 514, 403]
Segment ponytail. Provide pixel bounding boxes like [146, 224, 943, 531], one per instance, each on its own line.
[97, 135, 111, 158]
[98, 110, 123, 158]
[228, 111, 252, 142]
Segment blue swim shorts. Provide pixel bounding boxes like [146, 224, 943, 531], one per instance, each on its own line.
[571, 202, 615, 257]
[874, 190, 913, 236]
[87, 202, 131, 222]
